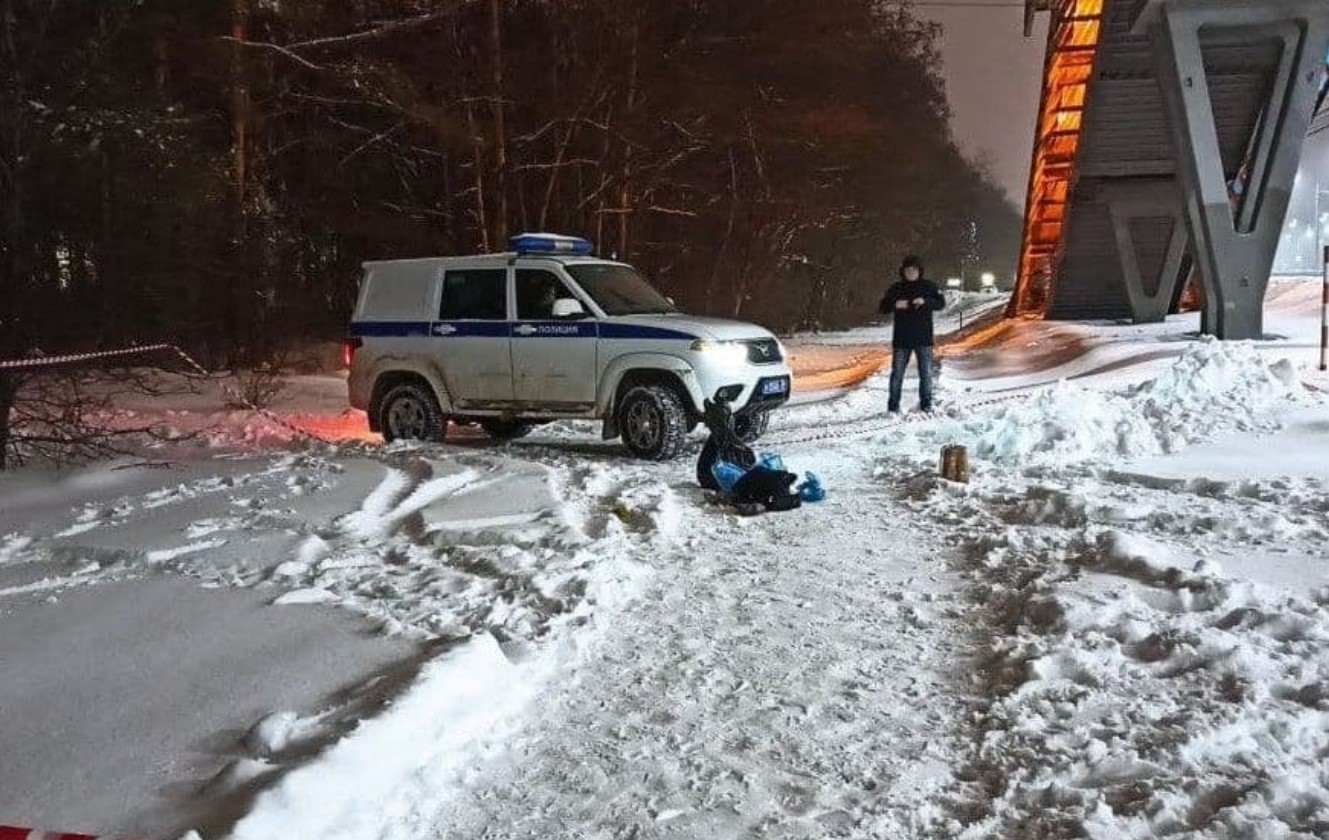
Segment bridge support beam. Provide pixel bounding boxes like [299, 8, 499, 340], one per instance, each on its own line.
[1103, 181, 1191, 324]
[1146, 0, 1329, 339]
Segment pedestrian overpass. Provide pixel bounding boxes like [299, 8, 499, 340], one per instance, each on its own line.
[1012, 0, 1329, 338]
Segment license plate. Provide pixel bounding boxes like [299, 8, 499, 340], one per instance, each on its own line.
[762, 379, 788, 396]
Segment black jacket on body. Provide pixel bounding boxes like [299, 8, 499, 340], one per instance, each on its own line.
[879, 269, 946, 349]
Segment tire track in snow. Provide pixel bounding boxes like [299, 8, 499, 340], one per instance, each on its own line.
[217, 456, 677, 840]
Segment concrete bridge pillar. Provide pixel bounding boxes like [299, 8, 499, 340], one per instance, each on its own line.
[1102, 180, 1191, 324]
[1142, 0, 1329, 339]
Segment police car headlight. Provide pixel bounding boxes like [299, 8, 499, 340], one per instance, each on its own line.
[690, 339, 748, 367]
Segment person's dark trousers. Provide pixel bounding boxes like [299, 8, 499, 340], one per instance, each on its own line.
[888, 345, 935, 413]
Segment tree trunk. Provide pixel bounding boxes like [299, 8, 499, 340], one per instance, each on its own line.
[538, 123, 574, 230]
[616, 16, 640, 257]
[98, 147, 115, 345]
[537, 18, 565, 231]
[0, 0, 27, 360]
[593, 103, 614, 252]
[0, 0, 20, 427]
[488, 0, 508, 246]
[229, 0, 249, 208]
[707, 150, 739, 315]
[225, 0, 250, 363]
[465, 98, 491, 253]
[442, 151, 455, 244]
[0, 0, 23, 471]
[0, 373, 14, 471]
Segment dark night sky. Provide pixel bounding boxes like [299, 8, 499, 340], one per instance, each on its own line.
[919, 2, 1049, 208]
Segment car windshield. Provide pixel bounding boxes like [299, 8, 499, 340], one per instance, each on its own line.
[565, 264, 678, 316]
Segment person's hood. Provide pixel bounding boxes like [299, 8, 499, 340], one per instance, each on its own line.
[899, 255, 924, 281]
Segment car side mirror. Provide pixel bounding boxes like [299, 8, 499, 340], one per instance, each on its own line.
[552, 298, 587, 319]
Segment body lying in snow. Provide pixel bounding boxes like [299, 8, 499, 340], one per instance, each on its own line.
[695, 394, 822, 512]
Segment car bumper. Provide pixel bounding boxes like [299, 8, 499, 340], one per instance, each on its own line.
[742, 374, 793, 412]
[690, 362, 793, 414]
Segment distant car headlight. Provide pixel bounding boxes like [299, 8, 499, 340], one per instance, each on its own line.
[690, 339, 748, 367]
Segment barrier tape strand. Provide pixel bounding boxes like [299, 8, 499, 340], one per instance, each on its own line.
[0, 345, 175, 371]
[0, 342, 332, 445]
[763, 390, 1032, 448]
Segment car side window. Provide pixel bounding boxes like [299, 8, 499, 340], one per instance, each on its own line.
[516, 269, 578, 320]
[440, 270, 508, 320]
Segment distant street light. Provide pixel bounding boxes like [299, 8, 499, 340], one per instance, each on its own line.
[945, 277, 962, 289]
[980, 272, 996, 288]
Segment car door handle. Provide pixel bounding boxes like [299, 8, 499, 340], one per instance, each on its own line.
[513, 324, 538, 336]
[432, 323, 457, 336]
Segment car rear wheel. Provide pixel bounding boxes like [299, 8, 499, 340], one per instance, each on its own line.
[733, 410, 770, 444]
[379, 382, 447, 443]
[618, 385, 688, 461]
[479, 419, 534, 440]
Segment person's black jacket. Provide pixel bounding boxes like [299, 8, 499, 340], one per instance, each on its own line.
[696, 396, 756, 491]
[879, 265, 946, 349]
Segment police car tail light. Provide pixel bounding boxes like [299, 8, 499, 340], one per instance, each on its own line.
[690, 339, 748, 367]
[342, 337, 363, 369]
[509, 233, 594, 257]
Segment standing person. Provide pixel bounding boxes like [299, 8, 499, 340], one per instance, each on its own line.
[879, 255, 946, 413]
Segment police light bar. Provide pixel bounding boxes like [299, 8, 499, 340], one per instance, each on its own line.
[509, 233, 594, 256]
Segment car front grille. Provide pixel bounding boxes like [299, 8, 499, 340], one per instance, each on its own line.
[743, 338, 784, 365]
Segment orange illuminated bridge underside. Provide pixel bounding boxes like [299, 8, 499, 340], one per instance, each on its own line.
[1011, 0, 1105, 318]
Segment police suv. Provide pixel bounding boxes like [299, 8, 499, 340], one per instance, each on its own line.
[345, 234, 793, 460]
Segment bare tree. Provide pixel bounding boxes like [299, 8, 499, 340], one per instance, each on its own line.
[0, 0, 33, 466]
[488, 0, 509, 246]
[3, 367, 194, 468]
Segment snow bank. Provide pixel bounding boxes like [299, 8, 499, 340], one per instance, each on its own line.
[973, 340, 1302, 465]
[214, 455, 668, 839]
[251, 459, 661, 642]
[922, 450, 1329, 839]
[2, 448, 670, 839]
[963, 521, 1329, 839]
[229, 634, 531, 840]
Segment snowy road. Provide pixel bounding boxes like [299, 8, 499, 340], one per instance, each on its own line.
[4, 282, 1329, 840]
[428, 446, 972, 839]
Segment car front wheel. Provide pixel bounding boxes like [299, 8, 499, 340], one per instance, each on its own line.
[379, 382, 447, 443]
[618, 385, 688, 461]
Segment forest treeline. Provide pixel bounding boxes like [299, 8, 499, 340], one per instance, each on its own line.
[0, 0, 1021, 370]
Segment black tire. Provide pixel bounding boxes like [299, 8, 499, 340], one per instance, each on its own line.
[618, 385, 688, 461]
[733, 410, 771, 444]
[479, 419, 534, 440]
[378, 381, 447, 443]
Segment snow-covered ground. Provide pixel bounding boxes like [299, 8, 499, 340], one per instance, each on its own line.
[2, 280, 1329, 839]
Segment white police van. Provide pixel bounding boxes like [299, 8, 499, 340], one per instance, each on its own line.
[344, 234, 793, 460]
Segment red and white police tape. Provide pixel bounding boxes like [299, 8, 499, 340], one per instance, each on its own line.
[0, 344, 176, 371]
[0, 826, 145, 840]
